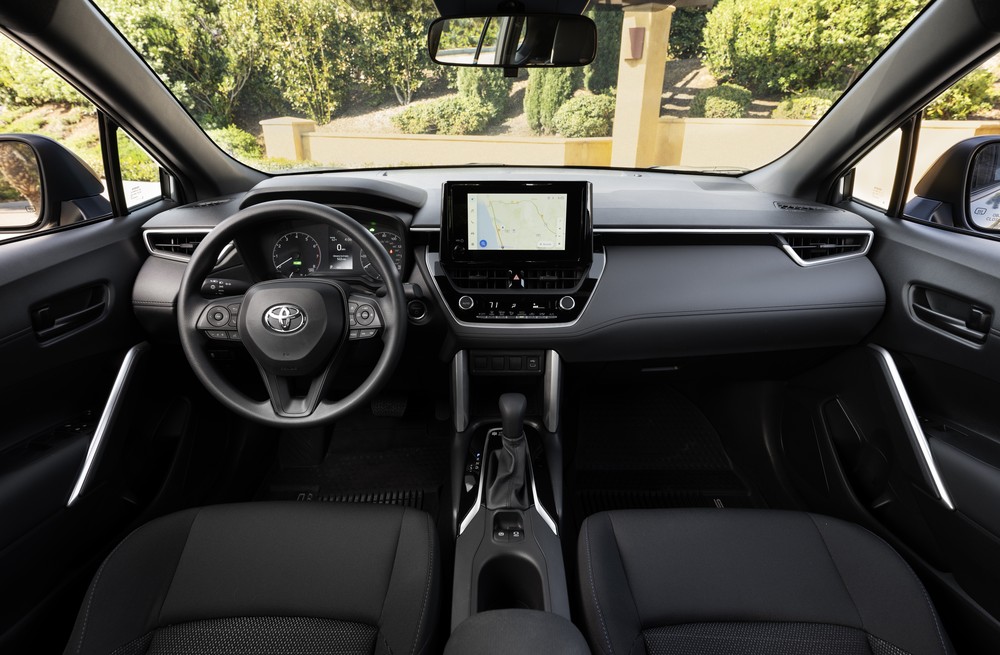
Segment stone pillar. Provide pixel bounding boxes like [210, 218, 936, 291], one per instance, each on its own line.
[610, 4, 675, 168]
[259, 117, 317, 161]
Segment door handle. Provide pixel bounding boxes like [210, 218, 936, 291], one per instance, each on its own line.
[31, 283, 109, 342]
[911, 286, 991, 344]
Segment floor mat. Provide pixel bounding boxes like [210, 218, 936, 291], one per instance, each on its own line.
[259, 396, 450, 520]
[572, 386, 760, 517]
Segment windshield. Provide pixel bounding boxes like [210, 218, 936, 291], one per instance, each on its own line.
[89, 0, 930, 174]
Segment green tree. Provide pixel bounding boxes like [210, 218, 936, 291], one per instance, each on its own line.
[352, 2, 438, 105]
[0, 36, 87, 105]
[525, 67, 582, 134]
[702, 0, 925, 95]
[585, 5, 623, 94]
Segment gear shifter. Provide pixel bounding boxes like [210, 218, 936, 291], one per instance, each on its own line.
[484, 393, 530, 510]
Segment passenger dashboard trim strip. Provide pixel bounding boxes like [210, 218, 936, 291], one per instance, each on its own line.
[868, 344, 955, 510]
[67, 342, 149, 507]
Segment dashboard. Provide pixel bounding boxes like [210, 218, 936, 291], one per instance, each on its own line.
[133, 168, 886, 362]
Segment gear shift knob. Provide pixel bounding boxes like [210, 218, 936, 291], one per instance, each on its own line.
[499, 393, 527, 440]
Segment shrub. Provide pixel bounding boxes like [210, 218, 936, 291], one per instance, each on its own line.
[668, 7, 709, 60]
[0, 38, 87, 106]
[689, 84, 752, 118]
[393, 96, 492, 135]
[456, 67, 512, 117]
[525, 67, 582, 134]
[926, 69, 1000, 120]
[585, 6, 624, 94]
[207, 125, 263, 159]
[771, 89, 840, 119]
[702, 0, 924, 95]
[553, 94, 616, 137]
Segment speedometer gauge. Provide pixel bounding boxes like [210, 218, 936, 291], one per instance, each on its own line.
[272, 232, 321, 277]
[359, 231, 404, 280]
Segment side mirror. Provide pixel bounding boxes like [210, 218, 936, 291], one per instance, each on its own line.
[0, 141, 43, 230]
[428, 14, 597, 69]
[0, 134, 110, 236]
[969, 142, 1000, 230]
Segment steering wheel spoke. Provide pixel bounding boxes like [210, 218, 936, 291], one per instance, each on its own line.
[257, 359, 341, 418]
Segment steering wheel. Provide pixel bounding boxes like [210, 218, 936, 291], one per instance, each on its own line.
[177, 200, 407, 428]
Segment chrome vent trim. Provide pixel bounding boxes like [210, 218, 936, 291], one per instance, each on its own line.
[777, 231, 872, 267]
[144, 228, 210, 262]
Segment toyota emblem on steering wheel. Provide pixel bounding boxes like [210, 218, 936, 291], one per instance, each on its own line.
[264, 304, 307, 334]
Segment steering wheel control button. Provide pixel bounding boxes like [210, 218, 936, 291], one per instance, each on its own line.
[356, 304, 375, 326]
[349, 329, 361, 340]
[228, 331, 242, 341]
[458, 295, 474, 311]
[263, 304, 307, 334]
[559, 295, 576, 311]
[358, 328, 377, 339]
[207, 306, 230, 327]
[205, 330, 229, 340]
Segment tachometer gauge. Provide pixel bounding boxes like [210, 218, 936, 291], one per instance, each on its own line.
[327, 232, 354, 271]
[359, 231, 404, 280]
[272, 232, 321, 277]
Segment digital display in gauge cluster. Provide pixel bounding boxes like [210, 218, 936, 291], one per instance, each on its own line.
[267, 213, 405, 280]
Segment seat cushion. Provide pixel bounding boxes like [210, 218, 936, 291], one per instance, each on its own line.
[65, 502, 438, 655]
[578, 509, 952, 655]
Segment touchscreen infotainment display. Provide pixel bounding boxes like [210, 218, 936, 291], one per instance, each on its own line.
[467, 193, 567, 251]
[442, 181, 591, 265]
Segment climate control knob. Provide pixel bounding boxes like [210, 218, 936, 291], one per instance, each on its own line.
[559, 295, 576, 311]
[458, 295, 475, 311]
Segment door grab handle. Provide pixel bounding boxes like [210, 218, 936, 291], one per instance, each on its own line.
[912, 303, 989, 343]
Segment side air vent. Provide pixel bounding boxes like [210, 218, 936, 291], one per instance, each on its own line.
[778, 232, 872, 266]
[446, 266, 584, 290]
[774, 201, 841, 212]
[144, 230, 210, 261]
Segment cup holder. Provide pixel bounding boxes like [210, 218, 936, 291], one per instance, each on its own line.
[476, 554, 546, 612]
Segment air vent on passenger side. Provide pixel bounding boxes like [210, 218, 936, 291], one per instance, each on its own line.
[778, 232, 872, 266]
[189, 198, 232, 208]
[445, 266, 584, 290]
[144, 230, 210, 261]
[774, 201, 841, 212]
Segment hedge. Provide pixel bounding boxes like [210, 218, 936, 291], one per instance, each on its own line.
[690, 84, 752, 118]
[554, 94, 616, 138]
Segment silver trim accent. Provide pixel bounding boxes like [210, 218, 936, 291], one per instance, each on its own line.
[868, 345, 954, 510]
[458, 428, 558, 536]
[409, 226, 441, 232]
[543, 350, 561, 433]
[776, 232, 872, 267]
[143, 228, 235, 265]
[530, 466, 559, 535]
[425, 251, 606, 331]
[67, 343, 149, 506]
[452, 351, 469, 433]
[458, 428, 493, 535]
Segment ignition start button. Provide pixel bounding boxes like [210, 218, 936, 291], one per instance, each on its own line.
[207, 306, 231, 327]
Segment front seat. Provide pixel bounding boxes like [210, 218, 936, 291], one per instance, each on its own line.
[579, 509, 953, 655]
[65, 502, 438, 655]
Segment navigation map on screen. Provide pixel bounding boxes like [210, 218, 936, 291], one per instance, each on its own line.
[467, 193, 567, 251]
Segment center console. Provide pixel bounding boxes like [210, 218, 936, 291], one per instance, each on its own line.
[433, 181, 599, 325]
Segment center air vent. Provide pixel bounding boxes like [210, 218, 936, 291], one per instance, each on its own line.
[445, 266, 583, 290]
[779, 232, 872, 266]
[144, 230, 210, 261]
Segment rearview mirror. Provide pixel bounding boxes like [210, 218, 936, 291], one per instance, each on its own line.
[428, 14, 597, 68]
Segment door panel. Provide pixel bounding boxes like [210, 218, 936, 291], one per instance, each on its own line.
[841, 203, 1000, 646]
[0, 209, 156, 650]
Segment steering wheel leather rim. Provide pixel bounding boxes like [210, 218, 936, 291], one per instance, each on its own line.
[177, 199, 407, 428]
